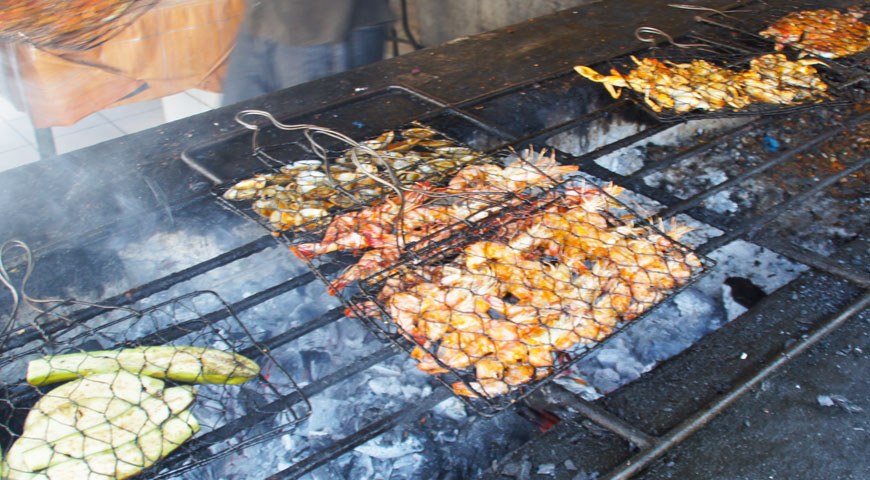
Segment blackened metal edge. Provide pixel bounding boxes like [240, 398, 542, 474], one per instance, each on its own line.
[0, 235, 278, 352]
[656, 110, 870, 220]
[600, 291, 870, 480]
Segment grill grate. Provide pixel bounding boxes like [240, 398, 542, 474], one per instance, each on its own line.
[204, 115, 714, 414]
[691, 1, 870, 68]
[167, 7, 870, 472]
[572, 1, 870, 122]
[212, 114, 502, 244]
[342, 181, 713, 414]
[577, 47, 856, 123]
[283, 146, 713, 413]
[0, 291, 310, 479]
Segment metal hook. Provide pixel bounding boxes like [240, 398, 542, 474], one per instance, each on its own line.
[667, 3, 752, 20]
[234, 109, 278, 130]
[635, 27, 712, 49]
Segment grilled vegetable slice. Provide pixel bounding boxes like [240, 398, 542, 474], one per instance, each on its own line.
[24, 371, 165, 436]
[27, 346, 260, 386]
[15, 386, 196, 472]
[3, 371, 166, 474]
[4, 410, 200, 480]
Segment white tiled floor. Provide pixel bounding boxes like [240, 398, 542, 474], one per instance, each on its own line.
[0, 89, 223, 173]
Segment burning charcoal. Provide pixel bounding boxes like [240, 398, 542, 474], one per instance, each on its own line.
[434, 397, 468, 421]
[347, 451, 375, 479]
[354, 433, 424, 459]
[390, 453, 428, 479]
[299, 349, 332, 381]
[519, 460, 533, 479]
[817, 394, 865, 413]
[500, 462, 521, 476]
[571, 472, 599, 480]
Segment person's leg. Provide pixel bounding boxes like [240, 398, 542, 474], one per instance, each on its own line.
[221, 33, 277, 106]
[345, 24, 387, 70]
[270, 42, 347, 91]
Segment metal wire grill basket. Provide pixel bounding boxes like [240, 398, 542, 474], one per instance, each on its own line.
[212, 113, 502, 245]
[577, 47, 855, 123]
[0, 0, 158, 50]
[290, 150, 714, 414]
[0, 290, 310, 479]
[571, 0, 870, 123]
[690, 1, 870, 69]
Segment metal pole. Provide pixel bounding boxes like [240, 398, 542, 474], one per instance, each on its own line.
[601, 291, 870, 480]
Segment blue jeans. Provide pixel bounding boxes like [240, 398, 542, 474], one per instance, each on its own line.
[222, 25, 387, 106]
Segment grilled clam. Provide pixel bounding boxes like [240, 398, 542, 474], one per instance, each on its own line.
[221, 123, 490, 232]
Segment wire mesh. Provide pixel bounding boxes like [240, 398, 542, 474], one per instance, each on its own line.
[289, 143, 713, 413]
[758, 6, 870, 60]
[687, 2, 870, 78]
[213, 115, 502, 244]
[688, 1, 870, 65]
[575, 48, 854, 122]
[0, 290, 310, 479]
[287, 147, 579, 296]
[570, 0, 870, 122]
[0, 0, 158, 50]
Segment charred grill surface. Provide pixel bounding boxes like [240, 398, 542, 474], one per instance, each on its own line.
[1, 0, 869, 478]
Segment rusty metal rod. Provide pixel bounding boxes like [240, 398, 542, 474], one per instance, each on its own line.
[697, 155, 870, 255]
[657, 111, 870, 220]
[600, 291, 870, 480]
[548, 384, 656, 450]
[755, 237, 870, 289]
[628, 116, 773, 180]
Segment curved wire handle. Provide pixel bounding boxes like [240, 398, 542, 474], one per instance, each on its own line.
[667, 3, 753, 20]
[235, 110, 406, 201]
[233, 110, 562, 250]
[635, 27, 713, 49]
[1, 240, 140, 348]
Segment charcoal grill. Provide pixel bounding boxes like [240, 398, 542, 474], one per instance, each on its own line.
[1, 0, 870, 478]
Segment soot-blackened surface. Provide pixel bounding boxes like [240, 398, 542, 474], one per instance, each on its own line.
[636, 306, 870, 479]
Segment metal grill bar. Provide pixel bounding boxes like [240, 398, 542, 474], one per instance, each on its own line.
[697, 155, 870, 255]
[118, 270, 341, 350]
[266, 388, 451, 480]
[628, 116, 775, 179]
[656, 111, 870, 220]
[538, 384, 655, 449]
[254, 306, 346, 354]
[0, 235, 278, 351]
[600, 291, 870, 480]
[154, 345, 399, 476]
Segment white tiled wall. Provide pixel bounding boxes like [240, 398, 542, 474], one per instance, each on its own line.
[0, 89, 223, 173]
